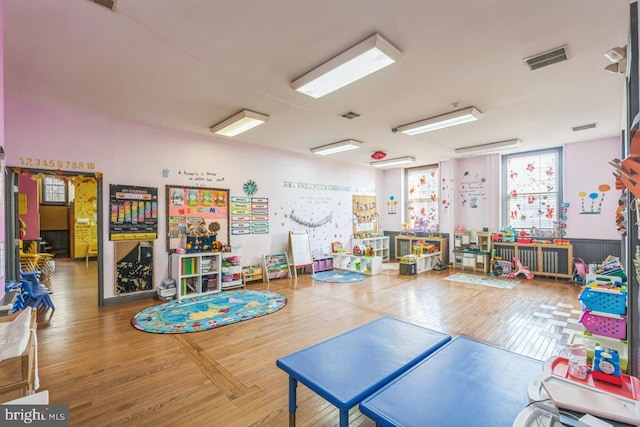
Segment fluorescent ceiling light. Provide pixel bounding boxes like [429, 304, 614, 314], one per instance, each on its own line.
[370, 156, 415, 168]
[291, 33, 402, 99]
[210, 110, 269, 137]
[455, 139, 522, 155]
[395, 107, 483, 136]
[310, 139, 363, 155]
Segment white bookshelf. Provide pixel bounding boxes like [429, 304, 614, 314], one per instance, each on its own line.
[171, 253, 222, 299]
[221, 251, 244, 290]
[332, 253, 382, 275]
[351, 236, 390, 261]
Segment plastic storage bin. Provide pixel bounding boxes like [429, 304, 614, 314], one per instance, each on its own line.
[399, 262, 417, 275]
[569, 332, 628, 372]
[579, 310, 627, 339]
[578, 287, 627, 315]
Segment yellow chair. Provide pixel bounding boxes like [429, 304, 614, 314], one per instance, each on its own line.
[86, 241, 98, 266]
[19, 240, 54, 283]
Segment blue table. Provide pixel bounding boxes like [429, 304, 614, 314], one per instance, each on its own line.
[359, 336, 543, 427]
[276, 317, 451, 426]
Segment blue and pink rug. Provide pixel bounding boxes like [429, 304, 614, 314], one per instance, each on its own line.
[311, 270, 367, 283]
[131, 290, 287, 333]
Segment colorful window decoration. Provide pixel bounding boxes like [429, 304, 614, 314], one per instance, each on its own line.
[406, 165, 439, 233]
[503, 148, 562, 232]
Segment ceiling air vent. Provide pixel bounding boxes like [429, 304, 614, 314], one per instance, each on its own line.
[572, 123, 597, 132]
[523, 45, 568, 71]
[87, 0, 118, 11]
[339, 111, 361, 120]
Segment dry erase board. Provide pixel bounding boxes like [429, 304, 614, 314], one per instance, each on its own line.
[288, 230, 312, 267]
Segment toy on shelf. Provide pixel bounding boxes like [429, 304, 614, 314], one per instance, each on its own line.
[332, 242, 345, 253]
[353, 244, 366, 256]
[592, 347, 623, 386]
[365, 246, 375, 257]
[510, 256, 533, 280]
[501, 225, 516, 243]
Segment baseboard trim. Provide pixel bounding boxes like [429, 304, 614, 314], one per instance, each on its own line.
[103, 291, 155, 306]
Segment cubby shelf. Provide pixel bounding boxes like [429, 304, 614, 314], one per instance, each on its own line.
[171, 250, 243, 298]
[332, 253, 382, 275]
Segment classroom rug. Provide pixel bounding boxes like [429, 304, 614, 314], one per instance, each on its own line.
[311, 270, 367, 283]
[444, 273, 519, 289]
[131, 290, 287, 334]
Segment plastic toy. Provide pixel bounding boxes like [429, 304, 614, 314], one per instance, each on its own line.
[353, 244, 366, 255]
[432, 259, 449, 271]
[592, 347, 622, 386]
[492, 259, 513, 277]
[572, 258, 587, 284]
[510, 256, 533, 280]
[500, 225, 516, 243]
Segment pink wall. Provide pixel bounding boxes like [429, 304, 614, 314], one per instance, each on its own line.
[5, 98, 382, 299]
[0, 0, 5, 296]
[564, 137, 620, 240]
[18, 173, 40, 240]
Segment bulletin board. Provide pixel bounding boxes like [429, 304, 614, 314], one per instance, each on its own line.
[353, 195, 378, 237]
[109, 184, 158, 241]
[166, 185, 230, 252]
[114, 240, 154, 295]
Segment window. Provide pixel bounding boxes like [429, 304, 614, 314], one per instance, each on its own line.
[41, 177, 68, 204]
[406, 165, 439, 233]
[502, 148, 562, 234]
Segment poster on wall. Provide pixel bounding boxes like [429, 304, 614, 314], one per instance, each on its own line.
[114, 240, 153, 295]
[230, 196, 269, 235]
[109, 184, 159, 241]
[166, 185, 230, 251]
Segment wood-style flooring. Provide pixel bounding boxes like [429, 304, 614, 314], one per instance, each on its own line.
[32, 259, 582, 426]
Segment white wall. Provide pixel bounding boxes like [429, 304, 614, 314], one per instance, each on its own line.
[564, 136, 621, 240]
[379, 168, 403, 233]
[6, 97, 383, 298]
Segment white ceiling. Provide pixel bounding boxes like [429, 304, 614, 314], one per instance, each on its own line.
[4, 0, 631, 167]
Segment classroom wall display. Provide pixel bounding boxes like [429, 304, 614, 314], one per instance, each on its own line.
[458, 170, 487, 209]
[353, 195, 378, 237]
[109, 184, 158, 241]
[114, 240, 154, 295]
[577, 185, 611, 215]
[230, 196, 269, 235]
[166, 185, 230, 251]
[279, 192, 352, 257]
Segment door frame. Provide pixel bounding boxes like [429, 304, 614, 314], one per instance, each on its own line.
[7, 167, 104, 306]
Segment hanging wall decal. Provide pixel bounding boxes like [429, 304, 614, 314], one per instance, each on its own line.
[577, 184, 611, 214]
[458, 171, 486, 209]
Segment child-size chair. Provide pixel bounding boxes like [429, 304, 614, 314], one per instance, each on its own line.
[21, 278, 55, 311]
[86, 241, 98, 266]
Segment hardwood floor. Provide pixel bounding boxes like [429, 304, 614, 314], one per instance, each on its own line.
[33, 259, 582, 426]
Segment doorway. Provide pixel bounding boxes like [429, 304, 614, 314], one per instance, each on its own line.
[8, 167, 104, 306]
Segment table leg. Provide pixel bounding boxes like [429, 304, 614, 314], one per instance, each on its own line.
[288, 376, 298, 427]
[340, 408, 348, 426]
